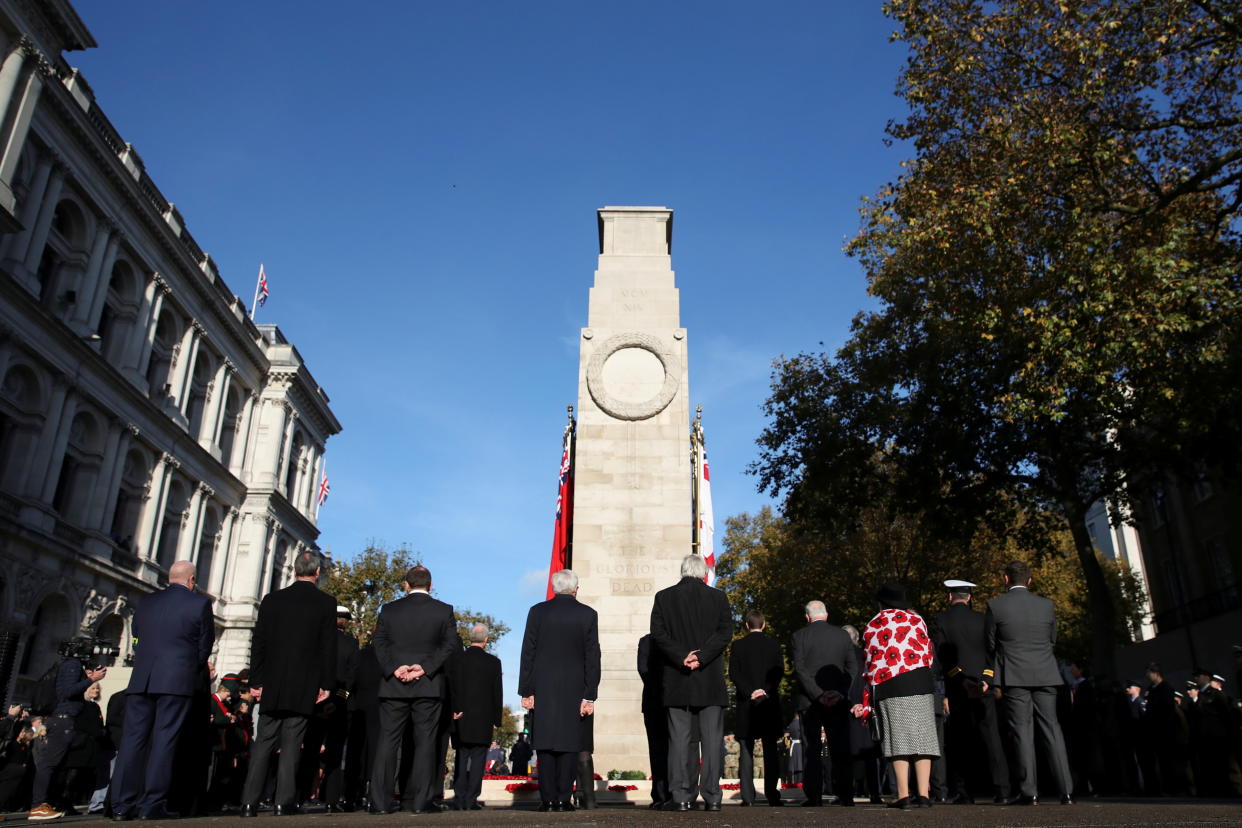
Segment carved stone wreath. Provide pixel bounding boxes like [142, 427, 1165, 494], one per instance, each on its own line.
[586, 332, 680, 421]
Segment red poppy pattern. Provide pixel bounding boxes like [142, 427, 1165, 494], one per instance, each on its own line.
[862, 608, 934, 687]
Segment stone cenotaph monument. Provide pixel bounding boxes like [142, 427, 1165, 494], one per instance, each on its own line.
[573, 206, 692, 776]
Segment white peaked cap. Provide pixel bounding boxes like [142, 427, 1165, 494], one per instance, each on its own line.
[944, 579, 977, 589]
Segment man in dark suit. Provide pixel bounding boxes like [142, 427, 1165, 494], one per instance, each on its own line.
[728, 610, 784, 807]
[791, 599, 857, 807]
[111, 560, 213, 821]
[298, 605, 360, 811]
[447, 624, 502, 810]
[369, 565, 458, 814]
[650, 554, 732, 812]
[240, 551, 337, 817]
[983, 560, 1072, 805]
[519, 568, 600, 812]
[637, 634, 670, 808]
[344, 639, 382, 810]
[932, 579, 1010, 804]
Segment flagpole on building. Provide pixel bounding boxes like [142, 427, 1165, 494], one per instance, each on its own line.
[691, 405, 702, 554]
[564, 404, 576, 569]
[250, 263, 263, 320]
[314, 458, 326, 521]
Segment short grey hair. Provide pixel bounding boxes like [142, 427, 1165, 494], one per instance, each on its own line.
[680, 555, 708, 579]
[550, 569, 578, 595]
[842, 624, 859, 647]
[469, 623, 489, 644]
[805, 600, 827, 620]
[294, 551, 323, 577]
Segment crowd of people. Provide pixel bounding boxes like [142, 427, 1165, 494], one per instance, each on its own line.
[4, 552, 1239, 820]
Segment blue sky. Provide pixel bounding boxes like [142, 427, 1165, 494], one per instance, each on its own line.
[72, 1, 908, 703]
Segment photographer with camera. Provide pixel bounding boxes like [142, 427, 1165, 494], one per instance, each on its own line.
[27, 638, 110, 822]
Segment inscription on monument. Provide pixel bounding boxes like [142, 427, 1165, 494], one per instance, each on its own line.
[610, 579, 654, 595]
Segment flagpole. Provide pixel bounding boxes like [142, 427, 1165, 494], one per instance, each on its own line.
[691, 405, 702, 554]
[565, 404, 575, 569]
[314, 457, 325, 521]
[250, 263, 263, 320]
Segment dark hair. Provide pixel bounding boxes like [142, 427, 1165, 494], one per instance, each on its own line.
[294, 551, 323, 577]
[1004, 560, 1031, 585]
[745, 610, 765, 631]
[405, 565, 432, 590]
[1146, 662, 1162, 675]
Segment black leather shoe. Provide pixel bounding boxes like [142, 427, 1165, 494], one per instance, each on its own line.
[538, 802, 554, 812]
[368, 805, 397, 815]
[838, 797, 855, 806]
[801, 799, 823, 807]
[469, 804, 483, 810]
[912, 796, 932, 808]
[739, 800, 751, 806]
[992, 794, 1008, 804]
[669, 801, 691, 811]
[139, 804, 179, 820]
[273, 803, 301, 816]
[559, 801, 575, 811]
[111, 814, 132, 822]
[887, 797, 911, 810]
[1006, 795, 1037, 806]
[1060, 796, 1075, 805]
[704, 802, 721, 811]
[239, 804, 257, 818]
[949, 793, 974, 805]
[769, 799, 785, 806]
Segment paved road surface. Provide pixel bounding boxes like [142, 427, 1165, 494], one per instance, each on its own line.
[10, 799, 1238, 826]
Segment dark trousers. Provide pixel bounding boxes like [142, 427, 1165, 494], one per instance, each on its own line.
[452, 744, 486, 809]
[667, 705, 722, 806]
[945, 689, 1010, 798]
[799, 701, 852, 805]
[241, 712, 309, 808]
[111, 693, 192, 816]
[738, 734, 781, 805]
[1003, 686, 1071, 799]
[536, 750, 576, 804]
[344, 705, 378, 805]
[370, 697, 440, 811]
[298, 701, 349, 804]
[30, 715, 75, 807]
[643, 707, 670, 804]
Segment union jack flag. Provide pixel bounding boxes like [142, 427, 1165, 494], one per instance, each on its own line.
[257, 264, 269, 307]
[317, 471, 330, 506]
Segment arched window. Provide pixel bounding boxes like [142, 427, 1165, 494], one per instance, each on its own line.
[270, 539, 290, 595]
[186, 350, 215, 439]
[98, 258, 140, 367]
[146, 308, 180, 400]
[0, 363, 44, 494]
[218, 386, 243, 467]
[285, 432, 304, 501]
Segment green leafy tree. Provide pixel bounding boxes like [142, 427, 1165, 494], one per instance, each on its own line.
[323, 542, 508, 650]
[754, 0, 1240, 677]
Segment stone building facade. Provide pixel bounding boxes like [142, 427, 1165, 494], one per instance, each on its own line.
[0, 0, 340, 702]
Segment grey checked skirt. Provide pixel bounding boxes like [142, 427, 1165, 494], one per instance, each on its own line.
[873, 693, 941, 758]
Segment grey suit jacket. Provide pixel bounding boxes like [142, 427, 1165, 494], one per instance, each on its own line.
[983, 586, 1062, 687]
[790, 621, 857, 711]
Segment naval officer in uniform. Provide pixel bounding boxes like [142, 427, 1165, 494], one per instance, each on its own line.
[932, 579, 1010, 804]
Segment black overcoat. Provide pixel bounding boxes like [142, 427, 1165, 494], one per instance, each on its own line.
[447, 646, 503, 746]
[790, 621, 857, 711]
[650, 576, 732, 707]
[249, 579, 337, 716]
[932, 602, 988, 683]
[728, 630, 784, 739]
[518, 594, 600, 752]
[372, 591, 458, 699]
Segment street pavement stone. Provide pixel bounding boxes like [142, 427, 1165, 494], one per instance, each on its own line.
[20, 799, 1238, 826]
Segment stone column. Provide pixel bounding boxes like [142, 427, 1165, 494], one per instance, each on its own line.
[139, 454, 177, 563]
[69, 221, 115, 334]
[38, 395, 79, 504]
[0, 48, 45, 218]
[305, 448, 323, 515]
[237, 393, 262, 479]
[277, 407, 297, 495]
[85, 420, 125, 531]
[84, 228, 122, 333]
[26, 378, 69, 498]
[168, 323, 201, 411]
[132, 276, 167, 382]
[1, 149, 49, 266]
[179, 483, 211, 563]
[17, 161, 65, 290]
[572, 206, 692, 776]
[211, 507, 239, 598]
[199, 360, 232, 448]
[0, 44, 28, 140]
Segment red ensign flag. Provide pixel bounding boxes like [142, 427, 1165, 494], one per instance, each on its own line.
[545, 436, 574, 599]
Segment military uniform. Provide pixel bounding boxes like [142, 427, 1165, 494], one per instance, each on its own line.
[932, 582, 1010, 803]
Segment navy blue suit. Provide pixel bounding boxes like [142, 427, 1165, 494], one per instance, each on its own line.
[111, 583, 213, 818]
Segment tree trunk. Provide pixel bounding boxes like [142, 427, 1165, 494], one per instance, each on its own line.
[1063, 500, 1118, 679]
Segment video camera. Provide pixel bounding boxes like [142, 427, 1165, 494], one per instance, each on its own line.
[56, 637, 118, 669]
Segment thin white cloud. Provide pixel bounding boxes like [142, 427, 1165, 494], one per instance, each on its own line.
[519, 568, 547, 596]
